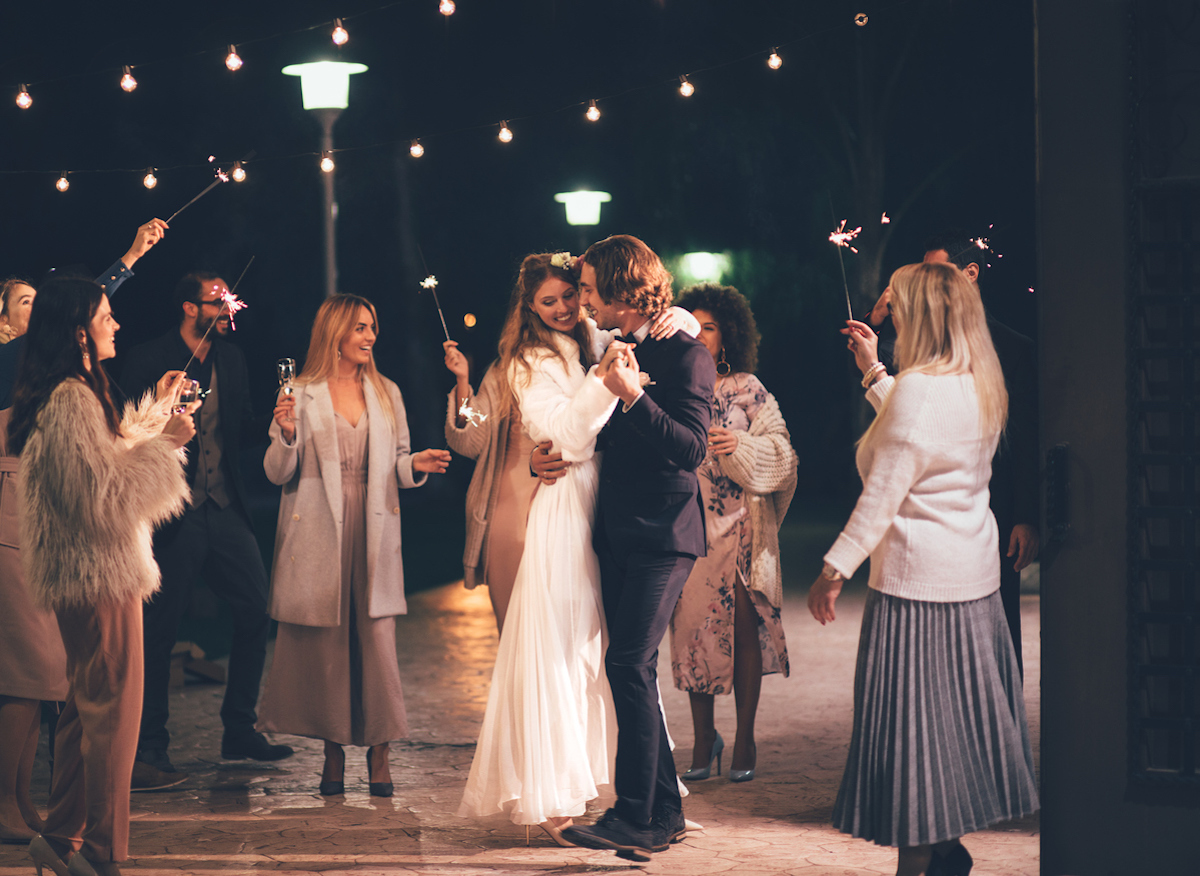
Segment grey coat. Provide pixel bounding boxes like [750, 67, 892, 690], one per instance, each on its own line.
[264, 377, 426, 627]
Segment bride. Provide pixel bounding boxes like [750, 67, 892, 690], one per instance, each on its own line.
[457, 252, 694, 843]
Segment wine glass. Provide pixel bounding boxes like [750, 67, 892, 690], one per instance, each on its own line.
[277, 358, 296, 420]
[173, 379, 200, 415]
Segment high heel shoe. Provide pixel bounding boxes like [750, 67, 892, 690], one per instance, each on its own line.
[66, 852, 121, 876]
[29, 835, 69, 876]
[729, 741, 756, 783]
[681, 731, 724, 781]
[367, 745, 393, 798]
[537, 820, 575, 847]
[319, 742, 345, 796]
[928, 840, 973, 876]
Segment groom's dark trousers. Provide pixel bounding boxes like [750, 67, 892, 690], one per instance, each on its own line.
[594, 330, 716, 828]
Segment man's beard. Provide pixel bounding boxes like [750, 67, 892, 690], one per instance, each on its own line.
[197, 312, 230, 336]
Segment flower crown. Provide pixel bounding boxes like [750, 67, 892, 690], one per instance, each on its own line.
[549, 252, 576, 270]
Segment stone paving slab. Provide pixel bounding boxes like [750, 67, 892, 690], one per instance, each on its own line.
[1, 575, 1039, 876]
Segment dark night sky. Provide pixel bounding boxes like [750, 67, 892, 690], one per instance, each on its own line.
[1, 0, 1036, 576]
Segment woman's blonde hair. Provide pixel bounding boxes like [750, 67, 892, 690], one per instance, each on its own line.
[865, 261, 1007, 443]
[296, 293, 396, 431]
[494, 253, 594, 419]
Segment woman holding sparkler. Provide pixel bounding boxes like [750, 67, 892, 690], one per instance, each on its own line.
[668, 284, 796, 785]
[810, 262, 1038, 876]
[8, 277, 194, 876]
[258, 294, 450, 798]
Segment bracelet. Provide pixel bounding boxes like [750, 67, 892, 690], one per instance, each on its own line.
[861, 362, 886, 389]
[821, 563, 845, 582]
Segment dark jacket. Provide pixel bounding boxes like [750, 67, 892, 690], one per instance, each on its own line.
[594, 330, 716, 557]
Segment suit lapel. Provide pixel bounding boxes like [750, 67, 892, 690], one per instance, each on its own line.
[306, 381, 344, 543]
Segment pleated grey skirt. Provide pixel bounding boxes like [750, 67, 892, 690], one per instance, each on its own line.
[832, 589, 1039, 847]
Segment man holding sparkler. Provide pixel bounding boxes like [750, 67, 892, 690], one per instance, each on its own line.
[120, 272, 292, 788]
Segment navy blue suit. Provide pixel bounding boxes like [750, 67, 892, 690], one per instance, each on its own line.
[594, 329, 715, 827]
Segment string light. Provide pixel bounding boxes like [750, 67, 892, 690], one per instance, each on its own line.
[225, 45, 243, 71]
[498, 121, 513, 143]
[231, 161, 247, 182]
[120, 66, 137, 92]
[320, 152, 335, 173]
[586, 100, 601, 122]
[143, 169, 158, 189]
[16, 85, 32, 109]
[463, 313, 476, 328]
[331, 18, 349, 46]
[767, 49, 782, 70]
[409, 139, 425, 158]
[55, 173, 70, 192]
[439, 0, 456, 15]
[678, 75, 694, 97]
[855, 12, 869, 26]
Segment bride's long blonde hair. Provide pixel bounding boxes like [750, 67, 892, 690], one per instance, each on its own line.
[863, 261, 1007, 444]
[493, 253, 594, 419]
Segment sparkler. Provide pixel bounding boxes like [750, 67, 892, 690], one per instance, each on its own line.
[420, 275, 451, 341]
[458, 398, 488, 428]
[829, 219, 862, 321]
[180, 257, 254, 377]
[881, 212, 891, 224]
[165, 169, 229, 224]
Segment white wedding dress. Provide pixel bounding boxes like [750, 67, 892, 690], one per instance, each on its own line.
[458, 332, 621, 825]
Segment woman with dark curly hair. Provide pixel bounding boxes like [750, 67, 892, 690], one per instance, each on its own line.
[669, 283, 797, 784]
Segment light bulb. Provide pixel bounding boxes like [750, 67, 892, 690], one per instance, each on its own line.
[332, 19, 349, 45]
[463, 313, 476, 328]
[586, 100, 601, 122]
[498, 121, 513, 143]
[768, 50, 782, 70]
[56, 174, 70, 192]
[225, 45, 243, 71]
[409, 139, 425, 158]
[120, 66, 137, 92]
[16, 85, 31, 109]
[439, 0, 456, 15]
[231, 161, 246, 182]
[320, 153, 335, 173]
[143, 169, 157, 189]
[855, 12, 868, 26]
[678, 75, 694, 97]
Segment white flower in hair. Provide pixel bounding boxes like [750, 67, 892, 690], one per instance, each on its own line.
[549, 252, 574, 269]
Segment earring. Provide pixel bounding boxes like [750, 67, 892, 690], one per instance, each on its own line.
[716, 347, 731, 377]
[336, 350, 342, 360]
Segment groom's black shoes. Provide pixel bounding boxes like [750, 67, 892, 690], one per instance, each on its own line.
[562, 809, 658, 861]
[651, 807, 687, 846]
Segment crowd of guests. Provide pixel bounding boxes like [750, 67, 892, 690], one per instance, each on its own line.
[0, 225, 1038, 876]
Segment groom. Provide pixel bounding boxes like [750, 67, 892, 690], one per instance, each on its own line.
[564, 235, 716, 860]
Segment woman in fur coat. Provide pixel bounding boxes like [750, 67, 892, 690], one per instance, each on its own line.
[258, 294, 449, 798]
[8, 278, 195, 876]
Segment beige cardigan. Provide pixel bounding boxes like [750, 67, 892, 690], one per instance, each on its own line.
[444, 364, 513, 590]
[714, 391, 797, 609]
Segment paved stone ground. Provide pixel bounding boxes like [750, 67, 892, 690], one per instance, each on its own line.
[1, 523, 1040, 875]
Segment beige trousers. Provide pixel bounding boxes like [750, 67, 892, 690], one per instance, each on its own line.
[43, 597, 142, 863]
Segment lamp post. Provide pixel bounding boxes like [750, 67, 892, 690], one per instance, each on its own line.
[282, 60, 368, 297]
[555, 190, 612, 252]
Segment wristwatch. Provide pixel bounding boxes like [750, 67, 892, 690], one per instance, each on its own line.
[821, 563, 845, 582]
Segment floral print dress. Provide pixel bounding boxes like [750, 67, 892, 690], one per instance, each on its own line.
[670, 372, 789, 694]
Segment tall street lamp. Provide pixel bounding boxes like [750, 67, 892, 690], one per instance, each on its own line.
[555, 190, 612, 252]
[282, 60, 368, 297]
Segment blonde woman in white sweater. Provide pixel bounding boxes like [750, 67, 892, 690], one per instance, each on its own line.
[809, 262, 1038, 876]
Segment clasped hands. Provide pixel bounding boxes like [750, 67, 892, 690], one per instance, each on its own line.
[598, 339, 642, 404]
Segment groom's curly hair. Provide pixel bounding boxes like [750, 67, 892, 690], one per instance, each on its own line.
[581, 235, 673, 318]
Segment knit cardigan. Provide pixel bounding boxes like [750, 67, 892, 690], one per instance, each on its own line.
[824, 372, 1001, 603]
[19, 379, 189, 610]
[713, 391, 797, 609]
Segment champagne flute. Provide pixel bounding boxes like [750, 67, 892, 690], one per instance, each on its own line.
[173, 379, 200, 415]
[277, 358, 296, 421]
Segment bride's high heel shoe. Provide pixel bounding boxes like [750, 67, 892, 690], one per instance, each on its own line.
[681, 730, 723, 781]
[537, 820, 575, 847]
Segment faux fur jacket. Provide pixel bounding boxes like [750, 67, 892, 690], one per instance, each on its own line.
[19, 378, 189, 610]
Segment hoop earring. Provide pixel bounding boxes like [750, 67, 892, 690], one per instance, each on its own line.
[336, 350, 342, 360]
[716, 347, 731, 377]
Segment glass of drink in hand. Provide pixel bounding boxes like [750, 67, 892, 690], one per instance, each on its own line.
[173, 379, 200, 415]
[277, 358, 296, 421]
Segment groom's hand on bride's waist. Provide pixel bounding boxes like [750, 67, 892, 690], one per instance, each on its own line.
[530, 440, 569, 485]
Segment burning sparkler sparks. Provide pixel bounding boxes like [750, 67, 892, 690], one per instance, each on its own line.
[458, 398, 488, 428]
[180, 257, 254, 375]
[881, 212, 891, 224]
[420, 275, 452, 341]
[829, 219, 863, 254]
